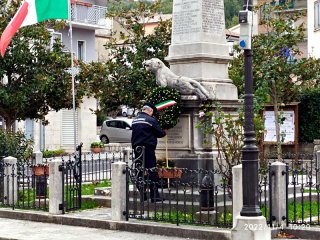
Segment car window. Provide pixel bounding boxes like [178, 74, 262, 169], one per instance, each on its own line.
[106, 120, 131, 129]
[116, 121, 125, 129]
[106, 121, 117, 128]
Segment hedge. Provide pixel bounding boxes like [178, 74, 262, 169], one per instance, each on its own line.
[298, 88, 320, 143]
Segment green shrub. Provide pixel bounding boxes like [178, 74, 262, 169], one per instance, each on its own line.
[42, 149, 66, 158]
[298, 88, 320, 142]
[90, 141, 104, 148]
[0, 130, 33, 161]
[97, 111, 108, 126]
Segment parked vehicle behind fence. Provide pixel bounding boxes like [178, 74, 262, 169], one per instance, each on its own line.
[99, 118, 133, 144]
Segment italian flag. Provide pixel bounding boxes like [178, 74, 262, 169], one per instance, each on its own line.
[155, 100, 177, 111]
[0, 0, 68, 57]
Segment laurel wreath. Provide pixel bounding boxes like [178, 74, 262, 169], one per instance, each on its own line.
[146, 87, 182, 129]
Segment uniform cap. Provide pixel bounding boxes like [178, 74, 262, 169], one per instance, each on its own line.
[143, 102, 157, 114]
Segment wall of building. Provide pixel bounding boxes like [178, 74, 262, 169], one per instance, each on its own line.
[308, 0, 320, 57]
[60, 28, 96, 62]
[41, 26, 98, 152]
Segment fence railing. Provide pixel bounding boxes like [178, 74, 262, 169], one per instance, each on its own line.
[71, 3, 107, 27]
[285, 157, 320, 226]
[1, 149, 320, 228]
[0, 157, 49, 211]
[0, 149, 123, 212]
[125, 148, 233, 228]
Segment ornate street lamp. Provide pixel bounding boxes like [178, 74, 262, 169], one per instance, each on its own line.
[239, 0, 262, 217]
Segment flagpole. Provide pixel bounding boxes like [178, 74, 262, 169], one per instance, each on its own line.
[68, 0, 77, 153]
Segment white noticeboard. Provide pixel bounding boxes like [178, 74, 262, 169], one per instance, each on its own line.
[263, 110, 295, 143]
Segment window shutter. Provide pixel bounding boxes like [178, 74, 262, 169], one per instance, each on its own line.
[62, 109, 78, 146]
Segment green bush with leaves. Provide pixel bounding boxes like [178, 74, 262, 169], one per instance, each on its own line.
[298, 88, 320, 143]
[42, 149, 66, 158]
[197, 102, 244, 196]
[146, 87, 182, 129]
[0, 130, 33, 161]
[90, 141, 104, 148]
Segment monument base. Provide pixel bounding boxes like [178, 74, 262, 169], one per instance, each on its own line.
[231, 216, 271, 240]
[156, 96, 241, 171]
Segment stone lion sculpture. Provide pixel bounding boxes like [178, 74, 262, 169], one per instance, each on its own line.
[145, 58, 210, 100]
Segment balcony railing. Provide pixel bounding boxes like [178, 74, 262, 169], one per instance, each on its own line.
[271, 0, 295, 9]
[71, 2, 107, 27]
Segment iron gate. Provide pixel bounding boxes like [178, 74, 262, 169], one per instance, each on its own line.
[60, 143, 83, 212]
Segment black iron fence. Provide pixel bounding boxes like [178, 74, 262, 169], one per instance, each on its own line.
[258, 164, 272, 224]
[284, 156, 320, 226]
[0, 157, 49, 211]
[80, 150, 126, 183]
[257, 154, 320, 227]
[0, 145, 123, 212]
[60, 144, 82, 212]
[126, 151, 320, 229]
[125, 149, 233, 228]
[1, 146, 320, 229]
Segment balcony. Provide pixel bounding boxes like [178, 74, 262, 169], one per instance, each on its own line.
[70, 1, 109, 29]
[270, 0, 307, 10]
[270, 0, 295, 9]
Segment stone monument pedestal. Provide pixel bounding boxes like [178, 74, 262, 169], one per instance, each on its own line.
[166, 0, 238, 101]
[156, 96, 241, 171]
[156, 0, 240, 171]
[231, 216, 271, 240]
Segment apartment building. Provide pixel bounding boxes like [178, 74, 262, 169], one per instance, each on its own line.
[256, 0, 307, 57]
[19, 0, 111, 152]
[308, 0, 320, 57]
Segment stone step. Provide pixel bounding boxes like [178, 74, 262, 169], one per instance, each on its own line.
[82, 195, 111, 208]
[94, 187, 112, 196]
[94, 186, 231, 202]
[128, 197, 233, 213]
[127, 208, 224, 225]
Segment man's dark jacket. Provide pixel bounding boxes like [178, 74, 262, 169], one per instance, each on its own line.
[131, 112, 166, 148]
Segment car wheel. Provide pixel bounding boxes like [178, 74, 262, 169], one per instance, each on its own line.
[122, 112, 128, 117]
[100, 135, 109, 144]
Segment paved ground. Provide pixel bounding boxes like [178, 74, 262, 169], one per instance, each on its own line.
[0, 208, 317, 240]
[0, 217, 196, 240]
[0, 208, 230, 240]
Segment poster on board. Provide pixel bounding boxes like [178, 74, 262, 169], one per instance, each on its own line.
[263, 110, 295, 143]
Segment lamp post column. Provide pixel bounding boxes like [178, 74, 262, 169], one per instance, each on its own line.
[240, 0, 262, 217]
[232, 1, 271, 239]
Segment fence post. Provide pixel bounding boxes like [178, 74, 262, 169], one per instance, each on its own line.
[111, 162, 126, 221]
[123, 148, 131, 164]
[270, 161, 286, 226]
[317, 151, 320, 183]
[232, 164, 243, 228]
[3, 157, 17, 205]
[32, 151, 43, 165]
[49, 160, 63, 215]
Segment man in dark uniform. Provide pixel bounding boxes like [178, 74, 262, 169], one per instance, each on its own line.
[131, 102, 166, 202]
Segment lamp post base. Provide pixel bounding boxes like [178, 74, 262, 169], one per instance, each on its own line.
[231, 216, 271, 240]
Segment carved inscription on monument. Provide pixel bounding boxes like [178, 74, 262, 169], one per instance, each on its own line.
[172, 1, 201, 36]
[202, 0, 225, 34]
[172, 0, 225, 44]
[158, 115, 190, 149]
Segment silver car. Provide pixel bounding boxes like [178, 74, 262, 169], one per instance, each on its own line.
[99, 118, 133, 143]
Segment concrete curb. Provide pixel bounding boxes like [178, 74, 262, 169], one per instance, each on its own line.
[0, 209, 319, 239]
[0, 209, 231, 240]
[282, 228, 320, 239]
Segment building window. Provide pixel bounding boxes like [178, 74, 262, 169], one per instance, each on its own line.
[315, 1, 320, 30]
[77, 40, 85, 61]
[48, 29, 62, 51]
